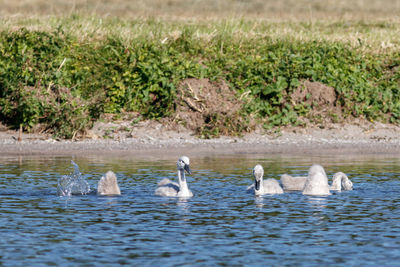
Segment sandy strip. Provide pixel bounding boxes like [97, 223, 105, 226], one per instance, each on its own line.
[1, 123, 400, 158]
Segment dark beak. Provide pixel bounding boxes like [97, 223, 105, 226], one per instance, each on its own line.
[184, 164, 192, 175]
[255, 180, 260, 191]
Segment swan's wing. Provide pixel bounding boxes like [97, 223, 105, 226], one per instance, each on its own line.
[155, 180, 180, 197]
[281, 174, 307, 191]
[263, 178, 284, 194]
[280, 174, 293, 189]
[157, 178, 174, 186]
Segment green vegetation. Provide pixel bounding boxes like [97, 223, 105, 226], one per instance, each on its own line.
[0, 16, 399, 138]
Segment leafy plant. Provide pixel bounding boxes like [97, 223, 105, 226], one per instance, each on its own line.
[0, 21, 399, 139]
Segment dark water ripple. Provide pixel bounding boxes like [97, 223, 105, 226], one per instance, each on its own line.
[1, 156, 400, 266]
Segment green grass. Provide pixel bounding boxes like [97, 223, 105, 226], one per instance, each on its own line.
[0, 15, 399, 138]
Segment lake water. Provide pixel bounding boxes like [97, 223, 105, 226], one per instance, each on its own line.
[1, 154, 400, 266]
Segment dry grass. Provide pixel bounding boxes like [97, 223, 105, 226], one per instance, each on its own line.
[0, 16, 399, 54]
[1, 0, 400, 21]
[0, 0, 399, 53]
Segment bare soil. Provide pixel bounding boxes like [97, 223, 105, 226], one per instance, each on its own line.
[290, 80, 343, 124]
[168, 78, 249, 137]
[291, 80, 337, 108]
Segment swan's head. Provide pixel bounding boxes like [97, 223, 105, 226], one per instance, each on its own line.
[341, 174, 353, 190]
[177, 156, 191, 175]
[308, 164, 327, 178]
[253, 164, 264, 191]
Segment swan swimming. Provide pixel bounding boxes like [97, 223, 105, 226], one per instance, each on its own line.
[302, 164, 331, 196]
[329, 172, 353, 191]
[247, 164, 284, 195]
[155, 156, 193, 197]
[282, 170, 353, 192]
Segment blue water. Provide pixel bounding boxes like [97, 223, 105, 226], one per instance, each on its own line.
[1, 155, 400, 266]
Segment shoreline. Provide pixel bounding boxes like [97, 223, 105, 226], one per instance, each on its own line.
[1, 122, 400, 158]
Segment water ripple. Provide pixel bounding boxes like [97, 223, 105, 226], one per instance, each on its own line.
[0, 156, 400, 265]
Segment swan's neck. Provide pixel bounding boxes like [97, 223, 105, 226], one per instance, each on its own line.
[254, 176, 264, 195]
[331, 175, 342, 190]
[177, 169, 191, 197]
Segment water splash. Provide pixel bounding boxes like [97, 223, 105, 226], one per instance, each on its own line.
[57, 160, 91, 196]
